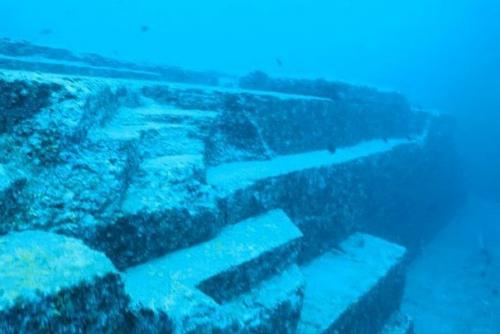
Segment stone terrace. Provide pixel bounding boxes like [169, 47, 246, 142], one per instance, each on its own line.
[0, 43, 463, 333]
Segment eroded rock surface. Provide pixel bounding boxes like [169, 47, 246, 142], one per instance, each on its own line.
[0, 49, 464, 333]
[0, 231, 127, 333]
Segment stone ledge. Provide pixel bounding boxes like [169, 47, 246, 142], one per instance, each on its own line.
[298, 233, 407, 334]
[123, 210, 302, 332]
[0, 231, 128, 333]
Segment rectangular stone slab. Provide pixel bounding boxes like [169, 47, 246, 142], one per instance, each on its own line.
[0, 231, 128, 333]
[124, 209, 303, 307]
[216, 265, 305, 333]
[128, 265, 305, 334]
[210, 138, 426, 262]
[123, 210, 303, 332]
[207, 137, 418, 192]
[298, 233, 407, 334]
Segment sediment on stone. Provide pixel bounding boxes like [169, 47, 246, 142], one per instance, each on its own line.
[123, 210, 302, 333]
[0, 231, 128, 333]
[210, 139, 427, 262]
[297, 233, 407, 334]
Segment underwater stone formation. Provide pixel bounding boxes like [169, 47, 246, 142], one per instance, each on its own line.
[0, 41, 464, 333]
[0, 231, 128, 333]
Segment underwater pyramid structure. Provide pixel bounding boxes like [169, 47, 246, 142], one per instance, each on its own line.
[0, 40, 463, 333]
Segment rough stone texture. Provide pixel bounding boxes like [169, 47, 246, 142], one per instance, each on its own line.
[126, 266, 304, 334]
[210, 137, 444, 262]
[0, 48, 464, 332]
[0, 231, 128, 333]
[353, 114, 465, 254]
[215, 265, 304, 334]
[0, 67, 461, 270]
[297, 233, 407, 334]
[0, 164, 26, 227]
[123, 210, 303, 333]
[0, 39, 220, 85]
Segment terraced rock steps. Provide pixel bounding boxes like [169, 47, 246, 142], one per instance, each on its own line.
[208, 137, 420, 191]
[0, 64, 463, 332]
[0, 231, 127, 333]
[298, 233, 407, 334]
[84, 101, 219, 268]
[208, 136, 426, 262]
[123, 210, 303, 333]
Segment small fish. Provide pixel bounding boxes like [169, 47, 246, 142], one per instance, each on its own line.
[40, 28, 53, 35]
[275, 58, 283, 67]
[382, 137, 389, 143]
[140, 25, 150, 33]
[480, 270, 487, 279]
[327, 142, 337, 154]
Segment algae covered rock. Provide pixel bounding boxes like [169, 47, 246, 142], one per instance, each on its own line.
[0, 231, 128, 333]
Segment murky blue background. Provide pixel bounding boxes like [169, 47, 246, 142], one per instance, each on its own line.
[1, 2, 499, 332]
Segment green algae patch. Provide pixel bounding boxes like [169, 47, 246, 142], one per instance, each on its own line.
[0, 230, 116, 310]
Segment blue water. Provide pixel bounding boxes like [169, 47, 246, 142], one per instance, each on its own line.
[1, 1, 499, 333]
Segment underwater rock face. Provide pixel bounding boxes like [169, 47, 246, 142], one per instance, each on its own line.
[297, 233, 407, 334]
[123, 210, 303, 333]
[0, 45, 464, 333]
[0, 231, 128, 333]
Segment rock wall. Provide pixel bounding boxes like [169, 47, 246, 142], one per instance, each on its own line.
[0, 56, 464, 333]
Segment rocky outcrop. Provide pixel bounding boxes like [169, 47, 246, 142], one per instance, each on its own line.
[0, 47, 464, 333]
[0, 231, 128, 333]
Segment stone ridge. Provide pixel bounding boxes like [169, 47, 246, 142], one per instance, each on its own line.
[123, 209, 302, 307]
[123, 210, 303, 333]
[0, 68, 442, 270]
[298, 233, 407, 334]
[0, 39, 220, 85]
[0, 59, 464, 332]
[207, 137, 420, 192]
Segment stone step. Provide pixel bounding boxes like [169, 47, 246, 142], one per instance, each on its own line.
[88, 102, 216, 158]
[90, 104, 215, 155]
[123, 209, 303, 332]
[0, 231, 128, 333]
[98, 153, 219, 269]
[209, 138, 423, 262]
[0, 55, 163, 81]
[216, 265, 304, 333]
[208, 138, 418, 192]
[127, 265, 304, 334]
[67, 103, 220, 269]
[297, 233, 407, 334]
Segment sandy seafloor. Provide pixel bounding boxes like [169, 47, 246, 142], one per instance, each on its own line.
[403, 197, 500, 333]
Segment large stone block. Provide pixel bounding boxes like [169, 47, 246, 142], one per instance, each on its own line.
[209, 138, 423, 261]
[0, 231, 128, 333]
[123, 210, 303, 332]
[297, 233, 407, 334]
